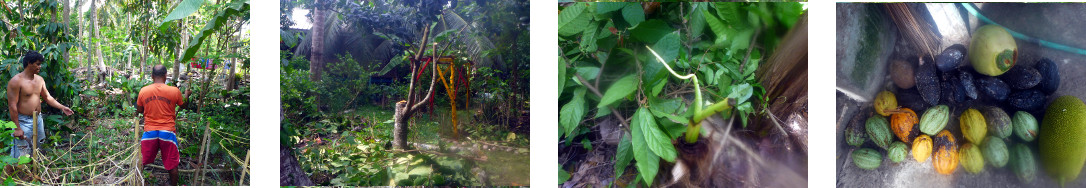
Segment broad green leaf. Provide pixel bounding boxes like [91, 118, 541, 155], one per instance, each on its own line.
[728, 83, 753, 104]
[580, 21, 599, 52]
[651, 31, 681, 64]
[597, 3, 627, 14]
[594, 107, 611, 118]
[629, 20, 672, 43]
[558, 3, 590, 37]
[622, 3, 645, 26]
[560, 88, 587, 138]
[649, 79, 665, 97]
[574, 66, 601, 81]
[702, 8, 729, 44]
[597, 75, 639, 108]
[559, 57, 567, 95]
[634, 108, 677, 162]
[689, 3, 708, 38]
[614, 133, 633, 178]
[631, 114, 659, 186]
[181, 0, 248, 64]
[730, 29, 754, 51]
[16, 156, 29, 165]
[159, 0, 205, 30]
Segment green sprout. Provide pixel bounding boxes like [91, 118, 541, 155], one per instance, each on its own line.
[646, 46, 734, 144]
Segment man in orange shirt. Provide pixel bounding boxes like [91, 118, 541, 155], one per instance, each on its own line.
[137, 65, 188, 185]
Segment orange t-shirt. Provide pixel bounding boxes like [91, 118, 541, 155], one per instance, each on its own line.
[137, 83, 184, 132]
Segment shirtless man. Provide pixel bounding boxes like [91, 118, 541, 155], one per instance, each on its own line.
[6, 51, 74, 158]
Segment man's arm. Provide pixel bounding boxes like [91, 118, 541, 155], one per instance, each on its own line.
[7, 80, 22, 139]
[38, 79, 73, 115]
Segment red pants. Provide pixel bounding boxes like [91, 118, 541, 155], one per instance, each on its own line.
[140, 130, 180, 170]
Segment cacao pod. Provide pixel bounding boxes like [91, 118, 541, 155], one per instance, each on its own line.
[982, 136, 1009, 168]
[933, 130, 959, 174]
[891, 108, 920, 143]
[1012, 111, 1038, 142]
[961, 108, 988, 144]
[866, 115, 893, 150]
[960, 142, 985, 174]
[982, 106, 1013, 139]
[913, 134, 933, 163]
[852, 148, 883, 170]
[920, 105, 950, 135]
[889, 141, 908, 163]
[875, 91, 899, 116]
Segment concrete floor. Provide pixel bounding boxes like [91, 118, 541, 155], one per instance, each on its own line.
[837, 3, 1086, 187]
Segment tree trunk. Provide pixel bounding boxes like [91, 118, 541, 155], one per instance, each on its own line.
[173, 20, 186, 85]
[89, 0, 108, 82]
[393, 100, 409, 150]
[309, 5, 327, 81]
[279, 146, 314, 186]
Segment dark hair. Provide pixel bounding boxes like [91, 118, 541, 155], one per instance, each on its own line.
[152, 65, 167, 78]
[22, 51, 44, 68]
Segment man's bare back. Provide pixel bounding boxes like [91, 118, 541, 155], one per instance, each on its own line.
[8, 73, 45, 116]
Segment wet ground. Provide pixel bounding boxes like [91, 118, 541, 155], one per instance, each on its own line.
[837, 3, 1086, 187]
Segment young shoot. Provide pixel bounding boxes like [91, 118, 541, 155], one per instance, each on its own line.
[645, 46, 734, 144]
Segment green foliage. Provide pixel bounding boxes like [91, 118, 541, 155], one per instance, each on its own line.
[0, 0, 82, 134]
[318, 54, 371, 112]
[180, 0, 249, 63]
[558, 2, 804, 186]
[159, 0, 206, 30]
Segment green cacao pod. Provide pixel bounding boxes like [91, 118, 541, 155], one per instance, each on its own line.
[852, 148, 883, 170]
[1012, 143, 1036, 183]
[961, 108, 988, 144]
[982, 136, 1010, 168]
[983, 106, 1013, 139]
[889, 141, 908, 163]
[960, 142, 986, 174]
[969, 25, 1018, 76]
[920, 105, 950, 135]
[866, 115, 893, 149]
[1012, 111, 1038, 142]
[847, 109, 869, 147]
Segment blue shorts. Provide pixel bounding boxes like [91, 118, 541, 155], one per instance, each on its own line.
[10, 114, 45, 158]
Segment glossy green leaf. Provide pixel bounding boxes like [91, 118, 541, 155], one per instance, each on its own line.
[597, 3, 627, 14]
[597, 75, 639, 108]
[635, 108, 676, 162]
[651, 31, 681, 64]
[558, 3, 590, 37]
[574, 66, 601, 81]
[622, 3, 645, 26]
[730, 29, 754, 51]
[580, 21, 599, 52]
[728, 83, 753, 104]
[614, 133, 633, 178]
[631, 113, 659, 186]
[560, 88, 587, 138]
[559, 57, 567, 95]
[159, 0, 205, 30]
[181, 0, 248, 63]
[689, 3, 708, 39]
[16, 156, 29, 165]
[702, 8, 729, 44]
[629, 20, 672, 43]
